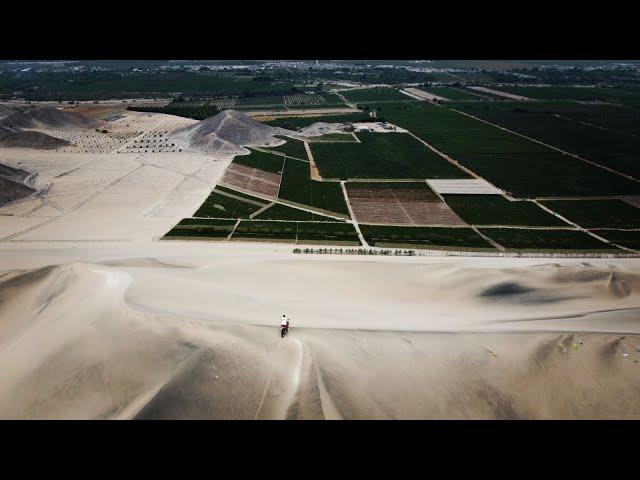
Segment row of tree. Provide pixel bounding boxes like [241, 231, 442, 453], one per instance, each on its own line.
[293, 248, 416, 256]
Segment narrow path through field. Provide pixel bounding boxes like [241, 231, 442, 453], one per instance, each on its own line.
[472, 226, 506, 251]
[341, 181, 368, 247]
[553, 113, 639, 139]
[304, 142, 322, 181]
[405, 130, 496, 184]
[334, 91, 356, 109]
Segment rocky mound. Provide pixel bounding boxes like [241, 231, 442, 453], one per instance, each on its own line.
[170, 109, 293, 154]
[0, 126, 69, 150]
[0, 107, 99, 130]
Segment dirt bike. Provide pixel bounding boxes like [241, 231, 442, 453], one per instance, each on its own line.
[280, 325, 289, 338]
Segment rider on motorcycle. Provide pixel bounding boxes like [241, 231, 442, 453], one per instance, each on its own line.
[280, 314, 290, 335]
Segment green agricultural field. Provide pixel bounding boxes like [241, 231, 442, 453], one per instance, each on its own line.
[494, 86, 640, 104]
[371, 101, 547, 155]
[232, 149, 285, 174]
[310, 132, 469, 179]
[192, 190, 266, 219]
[231, 220, 360, 245]
[422, 87, 484, 100]
[340, 87, 409, 103]
[427, 72, 460, 83]
[480, 228, 617, 251]
[449, 102, 640, 178]
[541, 200, 640, 229]
[262, 136, 308, 160]
[278, 159, 350, 216]
[296, 222, 360, 245]
[443, 195, 567, 226]
[456, 153, 640, 197]
[254, 203, 336, 221]
[595, 230, 640, 250]
[373, 102, 640, 197]
[262, 113, 371, 131]
[231, 220, 298, 241]
[422, 129, 549, 155]
[451, 101, 640, 137]
[163, 218, 237, 239]
[319, 93, 345, 104]
[455, 87, 509, 100]
[450, 71, 495, 83]
[360, 225, 493, 249]
[6, 70, 294, 101]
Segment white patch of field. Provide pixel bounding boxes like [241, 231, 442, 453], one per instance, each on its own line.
[468, 86, 532, 101]
[352, 122, 407, 133]
[401, 88, 447, 101]
[427, 179, 504, 195]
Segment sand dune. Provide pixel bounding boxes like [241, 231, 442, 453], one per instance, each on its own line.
[1, 256, 639, 419]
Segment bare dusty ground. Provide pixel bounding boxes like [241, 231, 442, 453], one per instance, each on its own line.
[0, 111, 230, 243]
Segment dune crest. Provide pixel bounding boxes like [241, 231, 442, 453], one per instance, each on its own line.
[1, 259, 640, 419]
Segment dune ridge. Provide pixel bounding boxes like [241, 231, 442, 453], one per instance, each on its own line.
[1, 258, 639, 419]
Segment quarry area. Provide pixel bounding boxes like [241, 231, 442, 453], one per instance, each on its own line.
[2, 66, 640, 419]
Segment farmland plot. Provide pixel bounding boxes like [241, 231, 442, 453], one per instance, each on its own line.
[360, 224, 494, 249]
[310, 132, 469, 179]
[278, 159, 350, 216]
[541, 199, 640, 229]
[346, 182, 465, 226]
[444, 195, 567, 226]
[480, 228, 616, 251]
[220, 150, 285, 198]
[231, 220, 360, 245]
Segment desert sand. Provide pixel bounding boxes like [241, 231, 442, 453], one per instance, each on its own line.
[1, 108, 639, 419]
[1, 243, 639, 419]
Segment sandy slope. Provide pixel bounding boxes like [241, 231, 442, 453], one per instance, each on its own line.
[1, 249, 639, 419]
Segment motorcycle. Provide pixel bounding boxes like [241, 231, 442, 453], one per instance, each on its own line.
[280, 325, 289, 338]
